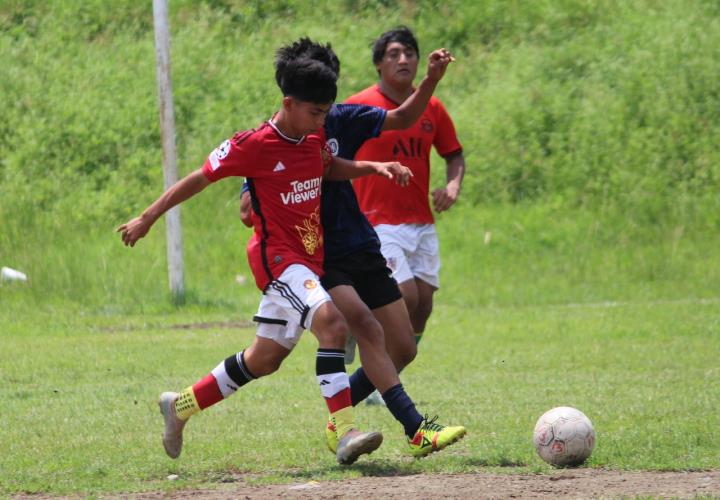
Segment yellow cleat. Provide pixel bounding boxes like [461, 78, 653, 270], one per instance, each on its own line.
[408, 415, 466, 458]
[326, 418, 339, 454]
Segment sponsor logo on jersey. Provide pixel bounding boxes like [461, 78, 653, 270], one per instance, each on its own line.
[273, 161, 286, 172]
[392, 137, 424, 158]
[281, 177, 321, 205]
[208, 139, 231, 171]
[304, 279, 317, 289]
[326, 138, 339, 156]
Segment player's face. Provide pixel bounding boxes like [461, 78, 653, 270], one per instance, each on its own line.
[286, 98, 332, 136]
[376, 41, 418, 87]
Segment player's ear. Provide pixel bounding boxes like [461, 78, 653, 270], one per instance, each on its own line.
[282, 95, 293, 111]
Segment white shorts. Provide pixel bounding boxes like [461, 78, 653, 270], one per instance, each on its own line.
[374, 223, 440, 289]
[254, 264, 332, 350]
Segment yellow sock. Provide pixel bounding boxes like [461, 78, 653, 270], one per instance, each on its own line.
[175, 386, 200, 420]
[330, 406, 355, 439]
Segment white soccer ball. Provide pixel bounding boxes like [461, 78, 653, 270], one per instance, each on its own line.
[533, 406, 595, 467]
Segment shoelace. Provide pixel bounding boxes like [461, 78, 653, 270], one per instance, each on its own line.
[421, 414, 445, 432]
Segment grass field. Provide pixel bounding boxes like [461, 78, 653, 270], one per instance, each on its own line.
[2, 0, 720, 495]
[2, 206, 719, 495]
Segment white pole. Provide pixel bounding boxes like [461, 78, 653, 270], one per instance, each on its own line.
[152, 0, 185, 302]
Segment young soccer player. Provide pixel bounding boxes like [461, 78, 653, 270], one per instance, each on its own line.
[347, 27, 466, 353]
[118, 42, 410, 465]
[241, 39, 466, 457]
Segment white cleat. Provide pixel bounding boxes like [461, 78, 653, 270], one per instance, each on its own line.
[336, 429, 383, 465]
[158, 392, 186, 459]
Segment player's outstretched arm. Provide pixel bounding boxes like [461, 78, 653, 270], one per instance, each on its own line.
[382, 48, 455, 131]
[117, 169, 211, 247]
[325, 156, 412, 186]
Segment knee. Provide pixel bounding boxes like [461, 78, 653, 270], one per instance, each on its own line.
[352, 314, 385, 347]
[313, 308, 349, 346]
[245, 350, 284, 378]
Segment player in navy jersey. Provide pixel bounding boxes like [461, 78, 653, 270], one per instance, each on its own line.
[241, 39, 466, 457]
[118, 39, 413, 465]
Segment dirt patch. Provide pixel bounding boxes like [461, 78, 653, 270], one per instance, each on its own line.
[135, 469, 719, 499]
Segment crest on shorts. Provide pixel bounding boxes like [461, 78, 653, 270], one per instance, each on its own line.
[304, 279, 317, 289]
[295, 207, 323, 255]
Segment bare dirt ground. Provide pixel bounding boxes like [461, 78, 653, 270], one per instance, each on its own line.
[134, 469, 720, 499]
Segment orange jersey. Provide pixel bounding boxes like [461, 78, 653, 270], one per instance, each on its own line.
[345, 85, 462, 225]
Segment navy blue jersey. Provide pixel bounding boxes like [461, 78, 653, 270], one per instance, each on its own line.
[242, 104, 386, 261]
[321, 104, 386, 260]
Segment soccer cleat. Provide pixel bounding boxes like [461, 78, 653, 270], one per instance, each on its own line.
[158, 391, 187, 459]
[336, 428, 383, 465]
[326, 419, 339, 454]
[365, 389, 386, 406]
[408, 415, 466, 458]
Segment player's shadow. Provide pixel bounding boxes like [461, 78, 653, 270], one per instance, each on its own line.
[284, 456, 527, 480]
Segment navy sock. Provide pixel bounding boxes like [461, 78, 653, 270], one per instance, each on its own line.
[349, 367, 376, 406]
[383, 383, 424, 438]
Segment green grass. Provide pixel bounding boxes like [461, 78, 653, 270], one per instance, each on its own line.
[2, 0, 720, 494]
[1, 287, 718, 494]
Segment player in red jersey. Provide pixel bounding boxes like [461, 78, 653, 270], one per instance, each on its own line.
[117, 42, 409, 465]
[241, 40, 467, 457]
[347, 26, 466, 365]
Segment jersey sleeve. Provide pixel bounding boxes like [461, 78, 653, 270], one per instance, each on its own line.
[432, 99, 463, 157]
[202, 130, 259, 182]
[336, 104, 387, 140]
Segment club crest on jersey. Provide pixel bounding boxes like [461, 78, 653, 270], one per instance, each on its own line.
[295, 207, 323, 255]
[304, 279, 317, 289]
[281, 177, 321, 205]
[326, 138, 339, 157]
[208, 139, 231, 170]
[420, 118, 434, 133]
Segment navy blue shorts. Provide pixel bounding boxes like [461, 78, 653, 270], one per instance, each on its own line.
[322, 251, 402, 310]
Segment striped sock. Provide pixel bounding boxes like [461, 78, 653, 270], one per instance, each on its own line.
[174, 350, 256, 420]
[316, 348, 354, 438]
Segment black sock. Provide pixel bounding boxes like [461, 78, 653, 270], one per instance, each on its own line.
[383, 383, 424, 438]
[349, 367, 376, 406]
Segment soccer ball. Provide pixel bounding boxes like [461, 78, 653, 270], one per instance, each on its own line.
[533, 406, 595, 467]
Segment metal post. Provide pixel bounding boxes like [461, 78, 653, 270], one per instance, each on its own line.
[152, 0, 185, 302]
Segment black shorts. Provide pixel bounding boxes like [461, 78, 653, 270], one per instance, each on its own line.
[321, 251, 402, 310]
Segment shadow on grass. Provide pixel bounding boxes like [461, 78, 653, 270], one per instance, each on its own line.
[279, 456, 528, 481]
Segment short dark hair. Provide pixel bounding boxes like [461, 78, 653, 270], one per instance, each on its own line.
[275, 37, 340, 80]
[274, 38, 339, 103]
[372, 26, 419, 65]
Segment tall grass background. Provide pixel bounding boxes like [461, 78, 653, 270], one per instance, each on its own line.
[1, 0, 719, 314]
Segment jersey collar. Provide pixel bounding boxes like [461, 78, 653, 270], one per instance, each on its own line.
[268, 117, 306, 145]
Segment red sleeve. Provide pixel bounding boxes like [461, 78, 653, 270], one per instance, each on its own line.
[202, 130, 258, 182]
[432, 99, 463, 158]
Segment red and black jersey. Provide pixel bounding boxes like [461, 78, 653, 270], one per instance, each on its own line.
[202, 120, 330, 291]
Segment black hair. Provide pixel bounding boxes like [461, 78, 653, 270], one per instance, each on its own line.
[275, 38, 339, 103]
[275, 37, 340, 81]
[372, 26, 419, 65]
